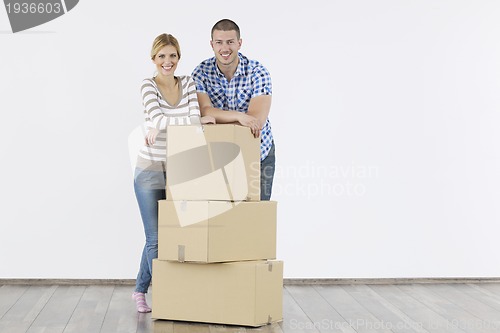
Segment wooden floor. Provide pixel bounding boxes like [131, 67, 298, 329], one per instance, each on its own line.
[1, 283, 500, 332]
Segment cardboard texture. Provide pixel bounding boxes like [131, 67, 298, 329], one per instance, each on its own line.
[158, 200, 277, 263]
[166, 124, 260, 201]
[152, 260, 283, 326]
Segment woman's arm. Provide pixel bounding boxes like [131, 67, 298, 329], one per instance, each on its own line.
[187, 77, 215, 125]
[186, 76, 201, 125]
[141, 79, 172, 130]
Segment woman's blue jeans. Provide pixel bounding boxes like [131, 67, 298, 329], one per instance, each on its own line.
[133, 168, 166, 293]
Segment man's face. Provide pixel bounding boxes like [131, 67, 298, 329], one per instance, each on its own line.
[211, 29, 242, 67]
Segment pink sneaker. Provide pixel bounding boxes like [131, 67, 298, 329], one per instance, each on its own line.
[132, 292, 152, 313]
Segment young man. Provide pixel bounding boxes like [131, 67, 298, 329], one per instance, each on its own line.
[192, 19, 275, 200]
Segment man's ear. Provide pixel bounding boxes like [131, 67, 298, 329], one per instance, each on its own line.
[238, 39, 243, 48]
[210, 40, 214, 49]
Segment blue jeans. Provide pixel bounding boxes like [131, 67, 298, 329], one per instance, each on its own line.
[260, 142, 276, 201]
[133, 168, 166, 293]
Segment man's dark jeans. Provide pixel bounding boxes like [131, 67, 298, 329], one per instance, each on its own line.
[260, 142, 275, 201]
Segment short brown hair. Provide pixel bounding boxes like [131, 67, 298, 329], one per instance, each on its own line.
[211, 19, 240, 40]
[150, 33, 181, 60]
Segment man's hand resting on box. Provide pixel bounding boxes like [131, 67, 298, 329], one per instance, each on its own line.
[236, 113, 261, 138]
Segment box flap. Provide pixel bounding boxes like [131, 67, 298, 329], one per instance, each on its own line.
[166, 125, 206, 156]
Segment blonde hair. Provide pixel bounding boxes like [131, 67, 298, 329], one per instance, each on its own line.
[150, 33, 181, 60]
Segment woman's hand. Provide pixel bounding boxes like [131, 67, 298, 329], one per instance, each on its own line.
[145, 128, 159, 146]
[201, 115, 216, 124]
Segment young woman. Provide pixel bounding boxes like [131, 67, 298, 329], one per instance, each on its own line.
[132, 33, 214, 313]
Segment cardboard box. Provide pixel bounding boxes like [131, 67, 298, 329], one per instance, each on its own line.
[166, 124, 260, 201]
[152, 260, 283, 326]
[158, 200, 277, 263]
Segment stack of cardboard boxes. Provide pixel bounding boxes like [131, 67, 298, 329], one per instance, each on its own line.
[151, 124, 283, 327]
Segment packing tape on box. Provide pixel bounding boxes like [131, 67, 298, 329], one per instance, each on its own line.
[178, 245, 185, 262]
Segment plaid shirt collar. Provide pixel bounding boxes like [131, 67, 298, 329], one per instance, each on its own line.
[214, 53, 246, 79]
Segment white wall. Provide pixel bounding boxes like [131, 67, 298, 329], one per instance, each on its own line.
[1, 0, 500, 279]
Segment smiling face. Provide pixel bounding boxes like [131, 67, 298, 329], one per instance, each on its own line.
[153, 45, 179, 77]
[210, 29, 242, 67]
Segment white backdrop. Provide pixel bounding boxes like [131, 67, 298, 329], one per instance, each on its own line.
[1, 0, 500, 279]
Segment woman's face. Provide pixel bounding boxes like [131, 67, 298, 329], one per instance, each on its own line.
[153, 45, 179, 77]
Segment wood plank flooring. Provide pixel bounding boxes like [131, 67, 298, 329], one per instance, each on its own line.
[1, 283, 500, 332]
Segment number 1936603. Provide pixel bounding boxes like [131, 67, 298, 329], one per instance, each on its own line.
[6, 2, 62, 14]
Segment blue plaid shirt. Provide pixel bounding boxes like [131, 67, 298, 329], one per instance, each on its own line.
[192, 53, 274, 161]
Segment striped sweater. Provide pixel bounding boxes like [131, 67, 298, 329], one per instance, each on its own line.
[136, 75, 201, 169]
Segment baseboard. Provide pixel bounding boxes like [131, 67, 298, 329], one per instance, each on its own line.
[1, 277, 500, 286]
[0, 279, 137, 286]
[283, 277, 500, 285]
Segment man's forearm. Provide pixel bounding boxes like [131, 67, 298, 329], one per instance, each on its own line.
[246, 95, 272, 128]
[202, 107, 242, 124]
